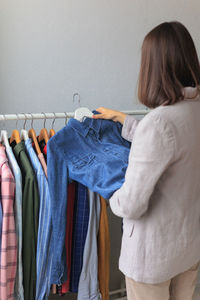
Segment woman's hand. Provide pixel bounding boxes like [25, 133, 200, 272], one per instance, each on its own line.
[92, 107, 126, 124]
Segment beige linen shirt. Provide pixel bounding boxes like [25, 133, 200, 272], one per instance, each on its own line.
[110, 87, 200, 284]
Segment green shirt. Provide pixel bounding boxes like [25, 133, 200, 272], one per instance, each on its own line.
[12, 141, 40, 300]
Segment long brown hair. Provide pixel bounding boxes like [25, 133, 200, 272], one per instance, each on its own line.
[138, 21, 200, 108]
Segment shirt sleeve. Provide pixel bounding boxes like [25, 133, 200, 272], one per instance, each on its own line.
[47, 138, 68, 284]
[121, 115, 140, 142]
[109, 114, 175, 220]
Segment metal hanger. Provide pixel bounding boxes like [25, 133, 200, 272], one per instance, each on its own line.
[21, 113, 29, 141]
[64, 112, 68, 125]
[49, 112, 56, 138]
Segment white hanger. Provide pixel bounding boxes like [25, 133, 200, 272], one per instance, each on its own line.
[0, 130, 10, 148]
[73, 93, 93, 122]
[20, 113, 29, 141]
[74, 107, 93, 122]
[0, 115, 10, 148]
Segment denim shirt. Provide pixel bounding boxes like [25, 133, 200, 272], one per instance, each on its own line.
[25, 139, 52, 300]
[47, 115, 130, 284]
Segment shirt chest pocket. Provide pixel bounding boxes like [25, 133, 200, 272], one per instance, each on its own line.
[103, 147, 129, 164]
[70, 153, 97, 170]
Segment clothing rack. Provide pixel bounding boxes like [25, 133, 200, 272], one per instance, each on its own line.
[0, 109, 150, 121]
[0, 109, 149, 300]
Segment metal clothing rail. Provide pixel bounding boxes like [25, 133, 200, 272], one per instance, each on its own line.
[0, 110, 150, 121]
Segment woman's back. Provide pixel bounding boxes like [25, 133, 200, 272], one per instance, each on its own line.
[118, 87, 200, 284]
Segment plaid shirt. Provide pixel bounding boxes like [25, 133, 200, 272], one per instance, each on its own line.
[70, 183, 89, 292]
[0, 144, 17, 300]
[5, 145, 24, 300]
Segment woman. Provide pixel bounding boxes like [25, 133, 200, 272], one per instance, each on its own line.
[93, 21, 200, 300]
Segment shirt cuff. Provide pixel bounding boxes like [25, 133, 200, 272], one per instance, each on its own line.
[121, 115, 139, 142]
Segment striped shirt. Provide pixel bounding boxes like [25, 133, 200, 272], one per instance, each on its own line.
[5, 145, 24, 300]
[0, 144, 17, 300]
[25, 139, 52, 300]
[77, 190, 101, 300]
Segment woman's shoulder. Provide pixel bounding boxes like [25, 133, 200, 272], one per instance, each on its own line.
[138, 105, 172, 127]
[141, 100, 194, 125]
[135, 105, 177, 143]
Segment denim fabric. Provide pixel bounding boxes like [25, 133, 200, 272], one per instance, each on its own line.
[47, 115, 130, 283]
[5, 145, 24, 300]
[25, 139, 52, 300]
[70, 183, 89, 293]
[77, 190, 101, 300]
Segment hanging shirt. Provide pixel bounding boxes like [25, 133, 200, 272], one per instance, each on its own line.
[69, 183, 89, 292]
[5, 145, 24, 300]
[61, 182, 76, 294]
[38, 139, 47, 162]
[38, 153, 47, 177]
[25, 138, 52, 300]
[12, 141, 39, 300]
[47, 114, 130, 283]
[77, 190, 101, 300]
[98, 196, 110, 300]
[0, 144, 17, 300]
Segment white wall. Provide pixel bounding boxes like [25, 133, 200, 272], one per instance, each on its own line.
[1, 0, 200, 297]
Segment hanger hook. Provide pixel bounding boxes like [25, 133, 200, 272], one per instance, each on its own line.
[51, 112, 56, 129]
[22, 113, 27, 129]
[64, 112, 68, 125]
[29, 113, 34, 128]
[1, 115, 6, 129]
[73, 93, 81, 108]
[42, 112, 47, 128]
[16, 114, 19, 129]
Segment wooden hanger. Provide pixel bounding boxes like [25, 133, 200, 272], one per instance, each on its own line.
[29, 128, 41, 155]
[49, 129, 55, 138]
[10, 115, 21, 144]
[38, 113, 49, 144]
[10, 129, 21, 144]
[28, 113, 41, 155]
[38, 128, 49, 143]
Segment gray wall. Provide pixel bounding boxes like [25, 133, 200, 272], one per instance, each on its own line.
[1, 0, 200, 116]
[1, 0, 200, 297]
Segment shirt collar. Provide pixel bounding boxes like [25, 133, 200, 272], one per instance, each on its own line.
[68, 110, 102, 138]
[0, 144, 8, 165]
[182, 86, 199, 99]
[25, 138, 32, 148]
[12, 141, 26, 156]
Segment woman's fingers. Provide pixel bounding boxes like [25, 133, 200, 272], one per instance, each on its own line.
[96, 107, 105, 113]
[93, 107, 111, 119]
[92, 113, 105, 119]
[92, 107, 125, 124]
